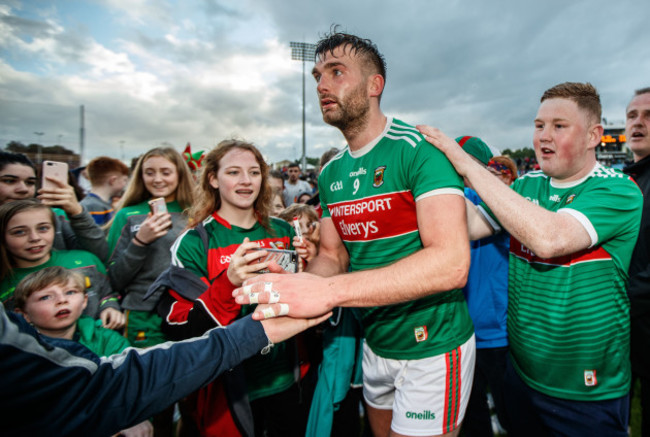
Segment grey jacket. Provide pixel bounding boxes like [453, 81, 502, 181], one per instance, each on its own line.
[107, 203, 187, 311]
[53, 207, 109, 263]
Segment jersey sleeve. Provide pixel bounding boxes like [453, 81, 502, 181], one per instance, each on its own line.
[408, 138, 464, 201]
[558, 176, 643, 248]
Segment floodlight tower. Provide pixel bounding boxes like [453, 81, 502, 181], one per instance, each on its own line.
[290, 41, 316, 173]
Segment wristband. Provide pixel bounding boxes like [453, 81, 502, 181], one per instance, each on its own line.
[134, 235, 150, 246]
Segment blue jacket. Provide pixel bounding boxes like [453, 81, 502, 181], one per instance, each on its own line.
[0, 303, 268, 437]
[463, 188, 509, 349]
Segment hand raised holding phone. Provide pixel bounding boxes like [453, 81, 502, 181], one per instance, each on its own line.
[38, 161, 83, 216]
[132, 198, 173, 246]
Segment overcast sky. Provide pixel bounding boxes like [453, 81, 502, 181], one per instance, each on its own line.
[1, 0, 648, 165]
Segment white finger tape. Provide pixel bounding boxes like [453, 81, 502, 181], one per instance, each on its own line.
[278, 304, 289, 316]
[248, 293, 259, 304]
[264, 282, 273, 292]
[269, 292, 280, 304]
[242, 284, 254, 295]
[262, 307, 276, 319]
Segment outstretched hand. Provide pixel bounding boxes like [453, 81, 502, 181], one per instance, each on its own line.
[233, 272, 335, 320]
[260, 310, 332, 344]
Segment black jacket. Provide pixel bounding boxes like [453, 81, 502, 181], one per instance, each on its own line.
[623, 155, 650, 377]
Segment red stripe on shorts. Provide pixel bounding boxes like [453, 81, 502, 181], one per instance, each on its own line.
[443, 346, 462, 433]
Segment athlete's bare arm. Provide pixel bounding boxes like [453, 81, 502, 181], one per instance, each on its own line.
[304, 217, 350, 277]
[233, 193, 470, 319]
[418, 125, 592, 259]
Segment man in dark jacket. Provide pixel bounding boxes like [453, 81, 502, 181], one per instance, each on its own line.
[0, 301, 328, 437]
[623, 86, 650, 437]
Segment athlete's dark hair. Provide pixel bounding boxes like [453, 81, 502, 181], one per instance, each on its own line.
[635, 87, 650, 96]
[315, 25, 387, 86]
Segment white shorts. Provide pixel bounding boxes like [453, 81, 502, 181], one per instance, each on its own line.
[363, 335, 475, 436]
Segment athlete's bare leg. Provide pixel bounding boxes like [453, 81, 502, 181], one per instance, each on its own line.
[367, 405, 392, 437]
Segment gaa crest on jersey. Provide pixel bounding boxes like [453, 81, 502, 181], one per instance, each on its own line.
[414, 326, 428, 342]
[584, 370, 597, 386]
[565, 194, 576, 205]
[373, 166, 387, 188]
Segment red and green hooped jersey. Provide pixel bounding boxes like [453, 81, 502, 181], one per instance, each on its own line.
[166, 212, 296, 401]
[319, 117, 474, 360]
[481, 164, 643, 400]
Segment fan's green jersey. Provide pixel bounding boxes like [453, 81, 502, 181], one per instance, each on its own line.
[481, 164, 643, 400]
[319, 117, 474, 360]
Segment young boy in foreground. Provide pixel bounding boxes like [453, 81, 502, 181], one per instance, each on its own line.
[14, 266, 153, 437]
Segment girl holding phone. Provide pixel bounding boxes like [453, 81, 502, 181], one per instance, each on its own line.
[0, 151, 109, 262]
[106, 147, 194, 348]
[159, 140, 309, 437]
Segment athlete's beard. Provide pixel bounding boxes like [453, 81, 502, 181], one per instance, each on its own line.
[321, 81, 370, 138]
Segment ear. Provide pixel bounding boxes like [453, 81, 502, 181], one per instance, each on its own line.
[82, 294, 88, 312]
[208, 172, 219, 189]
[107, 175, 118, 186]
[15, 308, 31, 324]
[367, 73, 385, 99]
[587, 122, 604, 151]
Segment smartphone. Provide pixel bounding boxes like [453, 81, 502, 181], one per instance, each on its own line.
[148, 197, 173, 230]
[148, 197, 168, 215]
[41, 161, 69, 190]
[252, 248, 298, 273]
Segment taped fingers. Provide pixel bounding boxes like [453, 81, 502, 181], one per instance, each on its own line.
[269, 292, 280, 304]
[260, 303, 290, 319]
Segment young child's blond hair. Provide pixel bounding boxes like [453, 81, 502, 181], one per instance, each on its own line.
[14, 266, 86, 311]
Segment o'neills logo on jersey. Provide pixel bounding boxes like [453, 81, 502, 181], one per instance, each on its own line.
[328, 191, 417, 242]
[373, 166, 386, 188]
[349, 167, 366, 177]
[405, 410, 436, 420]
[510, 238, 612, 266]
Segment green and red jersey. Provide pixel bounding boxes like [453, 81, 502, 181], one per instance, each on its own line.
[165, 212, 296, 401]
[319, 117, 474, 360]
[481, 164, 643, 400]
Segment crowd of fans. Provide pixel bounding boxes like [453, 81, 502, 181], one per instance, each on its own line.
[1, 28, 649, 437]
